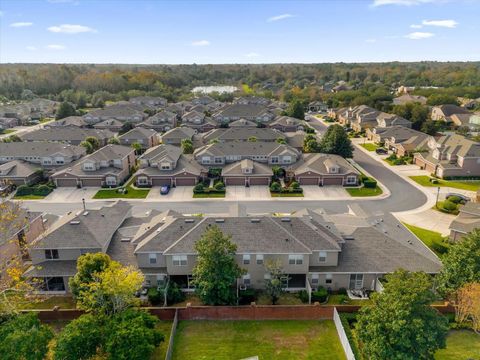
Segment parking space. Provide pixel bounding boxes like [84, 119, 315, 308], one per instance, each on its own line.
[225, 186, 271, 201]
[302, 185, 349, 200]
[146, 186, 194, 202]
[44, 187, 98, 202]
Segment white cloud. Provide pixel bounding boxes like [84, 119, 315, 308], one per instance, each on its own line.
[48, 24, 97, 34]
[245, 52, 261, 58]
[405, 31, 435, 39]
[410, 24, 423, 29]
[26, 46, 37, 51]
[422, 19, 458, 28]
[46, 44, 66, 50]
[365, 39, 377, 43]
[267, 14, 294, 22]
[372, 0, 434, 6]
[191, 40, 210, 47]
[10, 22, 33, 27]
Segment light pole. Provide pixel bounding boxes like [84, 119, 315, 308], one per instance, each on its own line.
[435, 186, 440, 209]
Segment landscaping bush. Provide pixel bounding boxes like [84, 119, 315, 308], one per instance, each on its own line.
[442, 200, 458, 212]
[238, 289, 256, 305]
[270, 181, 281, 193]
[213, 181, 225, 191]
[33, 184, 52, 196]
[208, 168, 222, 178]
[147, 287, 163, 306]
[337, 287, 347, 295]
[386, 154, 397, 161]
[193, 183, 205, 194]
[431, 241, 449, 255]
[311, 287, 328, 303]
[290, 181, 300, 190]
[363, 178, 377, 189]
[297, 290, 310, 304]
[393, 158, 406, 165]
[166, 282, 185, 305]
[15, 185, 32, 196]
[337, 294, 350, 304]
[447, 195, 463, 204]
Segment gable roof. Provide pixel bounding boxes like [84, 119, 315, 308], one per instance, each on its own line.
[201, 127, 285, 143]
[0, 160, 39, 178]
[0, 142, 86, 158]
[118, 127, 157, 140]
[161, 127, 196, 141]
[194, 141, 300, 158]
[20, 127, 114, 142]
[221, 159, 274, 177]
[289, 153, 360, 176]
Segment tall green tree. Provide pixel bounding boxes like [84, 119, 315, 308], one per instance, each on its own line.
[55, 101, 76, 120]
[303, 134, 319, 153]
[356, 270, 448, 360]
[317, 124, 353, 158]
[437, 229, 480, 297]
[181, 138, 194, 154]
[84, 136, 100, 151]
[193, 225, 245, 305]
[0, 313, 54, 360]
[286, 100, 305, 120]
[131, 142, 142, 155]
[69, 253, 112, 298]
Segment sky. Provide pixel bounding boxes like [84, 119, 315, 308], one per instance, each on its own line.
[0, 0, 479, 64]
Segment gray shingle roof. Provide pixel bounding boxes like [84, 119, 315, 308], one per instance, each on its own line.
[161, 127, 196, 141]
[0, 160, 39, 178]
[221, 159, 273, 177]
[0, 142, 86, 158]
[194, 142, 300, 158]
[118, 127, 157, 140]
[202, 128, 285, 143]
[289, 153, 360, 176]
[20, 127, 113, 142]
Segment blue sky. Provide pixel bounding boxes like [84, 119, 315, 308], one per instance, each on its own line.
[0, 0, 479, 64]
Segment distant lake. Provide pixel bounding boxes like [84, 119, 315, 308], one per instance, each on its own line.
[192, 85, 238, 94]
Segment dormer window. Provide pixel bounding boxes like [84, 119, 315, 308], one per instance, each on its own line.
[160, 162, 171, 170]
[328, 166, 339, 174]
[83, 162, 95, 171]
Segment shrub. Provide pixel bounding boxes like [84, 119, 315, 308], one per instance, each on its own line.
[447, 196, 463, 204]
[297, 290, 310, 303]
[337, 294, 350, 304]
[431, 242, 449, 255]
[393, 158, 406, 165]
[193, 183, 204, 194]
[270, 181, 281, 193]
[213, 181, 225, 191]
[290, 181, 300, 190]
[442, 200, 458, 212]
[33, 184, 52, 196]
[166, 282, 185, 305]
[386, 154, 397, 161]
[311, 287, 328, 303]
[238, 289, 256, 305]
[363, 178, 377, 188]
[16, 185, 32, 196]
[337, 287, 347, 295]
[147, 287, 163, 306]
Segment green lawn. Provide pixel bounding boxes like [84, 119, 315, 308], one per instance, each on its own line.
[13, 194, 46, 200]
[435, 330, 480, 360]
[193, 192, 226, 198]
[410, 176, 480, 192]
[151, 321, 173, 360]
[256, 292, 304, 305]
[403, 223, 449, 257]
[93, 186, 150, 199]
[271, 192, 304, 197]
[346, 186, 383, 197]
[13, 295, 76, 310]
[360, 143, 379, 151]
[327, 294, 372, 306]
[0, 129, 16, 134]
[172, 320, 346, 360]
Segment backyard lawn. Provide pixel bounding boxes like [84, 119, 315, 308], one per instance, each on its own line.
[172, 320, 346, 360]
[435, 330, 480, 360]
[410, 176, 480, 192]
[346, 186, 383, 197]
[151, 321, 173, 360]
[327, 294, 372, 306]
[403, 223, 449, 256]
[359, 143, 379, 151]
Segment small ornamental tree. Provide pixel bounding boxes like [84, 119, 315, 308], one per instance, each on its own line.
[317, 124, 353, 158]
[264, 259, 286, 305]
[0, 313, 54, 360]
[56, 101, 76, 120]
[437, 229, 480, 297]
[455, 282, 480, 333]
[108, 137, 120, 145]
[193, 225, 245, 305]
[356, 270, 448, 360]
[80, 140, 94, 154]
[69, 253, 112, 298]
[84, 136, 100, 152]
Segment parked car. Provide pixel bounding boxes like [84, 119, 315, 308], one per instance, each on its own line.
[445, 193, 470, 202]
[0, 183, 14, 195]
[375, 148, 388, 155]
[160, 185, 170, 195]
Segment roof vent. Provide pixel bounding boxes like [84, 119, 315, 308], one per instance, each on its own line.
[215, 218, 225, 223]
[251, 218, 261, 223]
[120, 238, 130, 242]
[281, 217, 291, 222]
[70, 220, 80, 225]
[343, 235, 355, 241]
[185, 219, 195, 223]
[83, 211, 89, 216]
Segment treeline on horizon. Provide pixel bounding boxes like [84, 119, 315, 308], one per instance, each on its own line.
[1, 62, 480, 107]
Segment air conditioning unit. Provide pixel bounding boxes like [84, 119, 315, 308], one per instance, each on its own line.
[239, 284, 247, 291]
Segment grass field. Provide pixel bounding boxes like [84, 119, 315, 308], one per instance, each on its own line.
[172, 320, 346, 360]
[18, 295, 76, 310]
[435, 330, 480, 360]
[360, 143, 379, 151]
[13, 194, 46, 200]
[403, 223, 449, 256]
[346, 186, 383, 197]
[409, 176, 480, 192]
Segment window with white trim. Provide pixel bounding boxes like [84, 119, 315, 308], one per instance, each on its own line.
[311, 273, 319, 285]
[172, 255, 187, 266]
[243, 254, 250, 265]
[256, 254, 264, 265]
[149, 253, 157, 264]
[326, 274, 332, 284]
[319, 251, 327, 263]
[271, 156, 279, 164]
[242, 274, 251, 286]
[288, 254, 303, 265]
[346, 176, 357, 184]
[201, 156, 211, 164]
[137, 177, 149, 185]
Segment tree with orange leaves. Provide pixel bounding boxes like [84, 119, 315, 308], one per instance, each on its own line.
[455, 282, 480, 334]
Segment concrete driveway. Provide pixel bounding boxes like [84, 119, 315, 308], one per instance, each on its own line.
[146, 186, 194, 202]
[225, 186, 271, 201]
[44, 187, 98, 202]
[302, 185, 349, 200]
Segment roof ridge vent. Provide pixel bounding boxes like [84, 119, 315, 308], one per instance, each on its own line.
[251, 218, 261, 223]
[215, 218, 225, 223]
[281, 217, 291, 222]
[185, 218, 195, 223]
[69, 220, 80, 225]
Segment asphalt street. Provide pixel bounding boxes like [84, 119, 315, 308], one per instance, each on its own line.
[21, 117, 428, 216]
